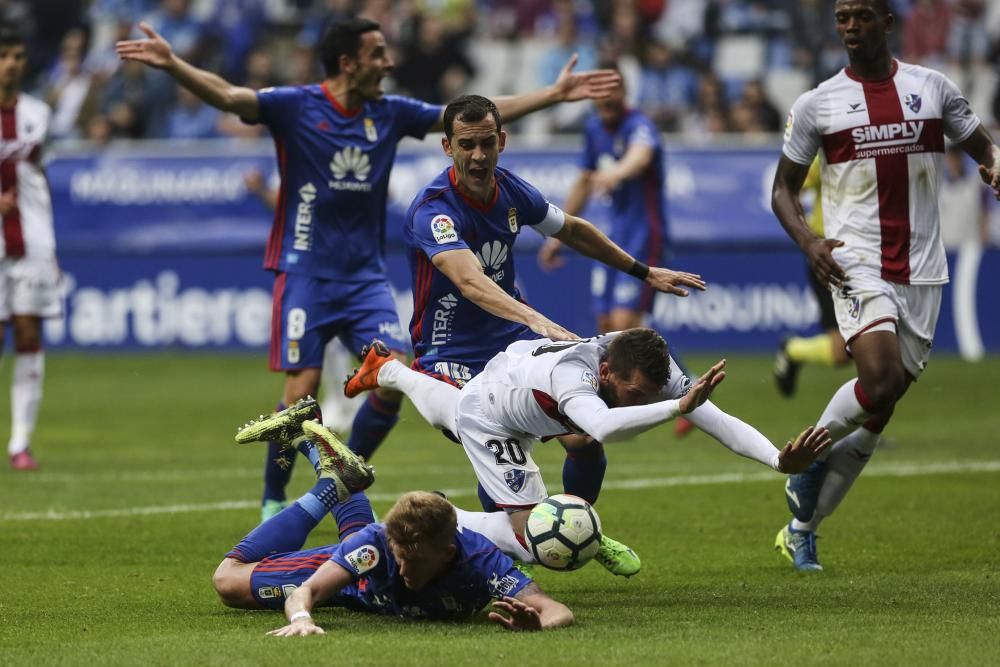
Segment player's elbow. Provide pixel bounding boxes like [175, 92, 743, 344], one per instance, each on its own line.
[545, 604, 575, 629]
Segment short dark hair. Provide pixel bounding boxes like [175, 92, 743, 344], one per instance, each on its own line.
[604, 328, 670, 387]
[836, 0, 891, 18]
[320, 18, 380, 77]
[0, 23, 25, 48]
[443, 95, 502, 139]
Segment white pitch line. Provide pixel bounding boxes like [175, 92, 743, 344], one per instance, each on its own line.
[3, 459, 999, 522]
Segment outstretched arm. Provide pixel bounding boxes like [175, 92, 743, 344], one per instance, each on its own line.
[590, 142, 655, 195]
[491, 54, 620, 124]
[686, 402, 831, 473]
[116, 22, 259, 121]
[772, 155, 846, 289]
[552, 215, 705, 297]
[489, 583, 574, 631]
[266, 561, 353, 637]
[432, 248, 578, 341]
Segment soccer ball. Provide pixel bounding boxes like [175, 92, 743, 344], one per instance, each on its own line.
[524, 494, 602, 571]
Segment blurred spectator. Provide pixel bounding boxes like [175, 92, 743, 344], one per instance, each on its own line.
[948, 0, 988, 66]
[162, 85, 220, 139]
[41, 28, 94, 139]
[393, 13, 475, 104]
[539, 0, 598, 132]
[940, 145, 990, 248]
[242, 45, 276, 89]
[737, 78, 781, 131]
[200, 0, 268, 81]
[636, 40, 697, 131]
[146, 0, 202, 62]
[101, 58, 172, 137]
[903, 0, 951, 64]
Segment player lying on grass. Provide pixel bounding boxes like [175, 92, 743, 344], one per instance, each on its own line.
[343, 328, 832, 574]
[216, 411, 573, 634]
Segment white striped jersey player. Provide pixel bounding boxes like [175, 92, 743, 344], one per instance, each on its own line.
[781, 60, 980, 375]
[0, 93, 59, 320]
[456, 333, 786, 509]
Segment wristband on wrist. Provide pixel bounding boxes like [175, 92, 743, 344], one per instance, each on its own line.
[627, 260, 650, 280]
[289, 610, 312, 624]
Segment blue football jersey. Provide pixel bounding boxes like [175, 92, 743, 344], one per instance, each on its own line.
[582, 109, 666, 264]
[254, 85, 440, 281]
[404, 166, 560, 383]
[327, 523, 532, 619]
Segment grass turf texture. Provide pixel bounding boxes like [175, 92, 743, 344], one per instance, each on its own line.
[1, 353, 998, 666]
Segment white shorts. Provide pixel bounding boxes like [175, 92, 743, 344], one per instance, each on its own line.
[0, 257, 63, 321]
[455, 383, 547, 510]
[831, 274, 942, 378]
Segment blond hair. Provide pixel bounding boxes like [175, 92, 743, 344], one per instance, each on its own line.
[384, 491, 457, 552]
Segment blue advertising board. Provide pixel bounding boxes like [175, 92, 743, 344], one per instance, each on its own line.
[38, 143, 1000, 355]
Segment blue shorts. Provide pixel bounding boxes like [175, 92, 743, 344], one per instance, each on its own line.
[270, 272, 410, 371]
[590, 265, 654, 318]
[249, 545, 363, 610]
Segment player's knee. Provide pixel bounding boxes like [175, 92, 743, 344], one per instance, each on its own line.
[859, 370, 905, 413]
[212, 560, 251, 608]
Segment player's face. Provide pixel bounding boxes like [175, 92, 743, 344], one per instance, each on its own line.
[349, 31, 394, 101]
[391, 538, 457, 591]
[0, 43, 26, 90]
[597, 363, 661, 408]
[594, 85, 626, 127]
[444, 116, 507, 202]
[834, 0, 892, 62]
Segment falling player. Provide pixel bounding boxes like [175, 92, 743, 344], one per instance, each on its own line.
[771, 0, 1000, 570]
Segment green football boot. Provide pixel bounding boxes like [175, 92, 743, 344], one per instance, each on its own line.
[301, 420, 376, 502]
[595, 534, 641, 578]
[235, 396, 321, 446]
[260, 499, 289, 523]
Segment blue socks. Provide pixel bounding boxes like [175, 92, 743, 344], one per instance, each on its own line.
[347, 393, 401, 460]
[228, 477, 340, 562]
[333, 492, 376, 541]
[262, 402, 293, 503]
[562, 439, 607, 505]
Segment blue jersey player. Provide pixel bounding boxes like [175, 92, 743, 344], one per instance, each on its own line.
[538, 67, 699, 438]
[214, 483, 574, 633]
[118, 19, 623, 521]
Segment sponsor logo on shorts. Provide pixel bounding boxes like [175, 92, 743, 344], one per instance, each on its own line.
[378, 320, 406, 342]
[345, 545, 380, 574]
[504, 469, 526, 493]
[848, 296, 861, 319]
[488, 571, 522, 597]
[431, 215, 458, 244]
[257, 584, 299, 599]
[432, 361, 472, 385]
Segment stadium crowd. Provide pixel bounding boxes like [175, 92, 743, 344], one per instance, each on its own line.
[6, 0, 1000, 143]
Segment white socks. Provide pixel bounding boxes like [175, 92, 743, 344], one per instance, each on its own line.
[455, 507, 534, 563]
[378, 360, 460, 433]
[793, 427, 880, 533]
[9, 351, 44, 455]
[817, 379, 874, 455]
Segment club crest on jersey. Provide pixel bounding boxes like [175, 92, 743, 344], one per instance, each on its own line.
[582, 370, 599, 391]
[364, 118, 378, 142]
[346, 544, 380, 574]
[431, 215, 458, 244]
[507, 207, 518, 233]
[504, 469, 526, 493]
[904, 94, 922, 113]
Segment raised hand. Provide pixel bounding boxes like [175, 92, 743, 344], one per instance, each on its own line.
[552, 54, 622, 103]
[488, 596, 543, 632]
[538, 238, 566, 271]
[646, 267, 707, 297]
[805, 237, 847, 290]
[776, 426, 832, 474]
[115, 22, 174, 69]
[678, 359, 726, 414]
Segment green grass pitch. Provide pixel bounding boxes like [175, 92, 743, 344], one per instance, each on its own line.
[1, 353, 998, 666]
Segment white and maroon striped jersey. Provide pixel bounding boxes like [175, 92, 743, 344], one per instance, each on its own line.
[783, 60, 980, 285]
[476, 334, 688, 439]
[0, 94, 55, 259]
